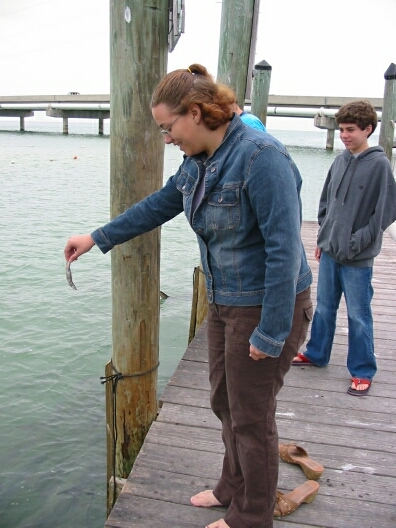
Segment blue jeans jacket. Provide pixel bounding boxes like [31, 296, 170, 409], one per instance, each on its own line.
[92, 115, 312, 357]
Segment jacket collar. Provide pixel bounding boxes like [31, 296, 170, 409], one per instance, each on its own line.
[189, 113, 243, 166]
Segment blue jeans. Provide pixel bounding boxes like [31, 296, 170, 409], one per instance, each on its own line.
[305, 251, 376, 381]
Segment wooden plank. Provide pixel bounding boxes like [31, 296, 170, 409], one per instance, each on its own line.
[106, 455, 394, 513]
[160, 385, 396, 431]
[105, 494, 224, 528]
[155, 403, 396, 456]
[164, 359, 396, 396]
[105, 493, 317, 528]
[105, 449, 396, 527]
[141, 421, 396, 478]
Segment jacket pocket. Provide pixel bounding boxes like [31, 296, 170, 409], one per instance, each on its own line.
[206, 185, 240, 230]
[175, 170, 196, 196]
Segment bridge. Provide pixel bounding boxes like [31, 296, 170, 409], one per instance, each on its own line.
[0, 94, 110, 134]
[0, 94, 386, 148]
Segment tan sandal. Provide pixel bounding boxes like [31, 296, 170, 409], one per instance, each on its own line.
[279, 443, 324, 480]
[274, 480, 320, 516]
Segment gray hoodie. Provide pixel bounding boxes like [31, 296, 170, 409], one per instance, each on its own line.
[317, 146, 396, 267]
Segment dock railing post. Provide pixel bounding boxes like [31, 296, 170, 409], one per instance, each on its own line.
[251, 60, 271, 126]
[379, 63, 396, 163]
[105, 0, 168, 513]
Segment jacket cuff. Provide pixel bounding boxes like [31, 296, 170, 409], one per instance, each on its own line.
[91, 228, 114, 254]
[249, 327, 284, 358]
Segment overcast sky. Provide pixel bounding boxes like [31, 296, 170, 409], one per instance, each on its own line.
[0, 0, 395, 98]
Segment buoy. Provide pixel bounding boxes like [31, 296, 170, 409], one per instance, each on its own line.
[73, 155, 77, 159]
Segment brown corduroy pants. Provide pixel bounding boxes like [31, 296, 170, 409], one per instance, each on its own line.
[207, 287, 312, 528]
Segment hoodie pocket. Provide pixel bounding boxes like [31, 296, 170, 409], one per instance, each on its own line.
[318, 218, 353, 261]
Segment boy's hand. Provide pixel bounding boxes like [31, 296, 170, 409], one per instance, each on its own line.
[315, 246, 322, 262]
[64, 234, 95, 263]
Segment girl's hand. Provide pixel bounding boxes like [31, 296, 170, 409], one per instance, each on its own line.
[249, 344, 270, 360]
[64, 234, 95, 263]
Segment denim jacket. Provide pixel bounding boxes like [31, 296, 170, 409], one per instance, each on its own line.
[92, 114, 312, 357]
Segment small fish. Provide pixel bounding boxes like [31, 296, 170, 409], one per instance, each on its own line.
[66, 261, 77, 290]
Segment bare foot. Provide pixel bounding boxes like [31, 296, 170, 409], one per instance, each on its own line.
[351, 380, 369, 391]
[206, 519, 230, 528]
[292, 352, 314, 365]
[292, 355, 304, 363]
[190, 490, 222, 508]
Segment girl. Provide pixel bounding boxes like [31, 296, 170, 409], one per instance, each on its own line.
[64, 64, 312, 528]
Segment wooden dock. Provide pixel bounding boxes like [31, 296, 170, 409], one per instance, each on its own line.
[104, 221, 396, 528]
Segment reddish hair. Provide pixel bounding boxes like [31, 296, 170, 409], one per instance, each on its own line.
[151, 63, 236, 130]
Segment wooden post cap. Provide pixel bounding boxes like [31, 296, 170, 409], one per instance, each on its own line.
[254, 60, 272, 71]
[384, 63, 396, 80]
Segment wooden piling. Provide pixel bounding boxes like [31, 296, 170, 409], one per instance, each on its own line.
[251, 60, 271, 126]
[244, 0, 261, 101]
[106, 0, 168, 511]
[216, 0, 259, 106]
[188, 266, 208, 343]
[187, 0, 260, 340]
[190, 1, 260, 342]
[378, 63, 396, 162]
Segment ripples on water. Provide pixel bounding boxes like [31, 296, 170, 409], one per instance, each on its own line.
[0, 117, 373, 527]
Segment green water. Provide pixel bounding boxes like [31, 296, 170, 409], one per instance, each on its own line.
[0, 116, 360, 527]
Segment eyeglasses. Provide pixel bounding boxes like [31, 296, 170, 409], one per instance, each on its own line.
[161, 114, 182, 138]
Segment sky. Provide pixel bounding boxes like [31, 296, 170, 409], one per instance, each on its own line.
[0, 0, 395, 98]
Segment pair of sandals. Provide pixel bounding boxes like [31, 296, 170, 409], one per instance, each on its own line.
[292, 353, 372, 396]
[275, 443, 324, 517]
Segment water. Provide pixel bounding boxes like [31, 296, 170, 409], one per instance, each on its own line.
[0, 115, 381, 527]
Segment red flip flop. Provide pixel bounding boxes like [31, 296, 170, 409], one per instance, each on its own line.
[292, 353, 315, 366]
[347, 377, 372, 396]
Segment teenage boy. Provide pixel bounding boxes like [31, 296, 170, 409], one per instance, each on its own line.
[293, 99, 396, 396]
